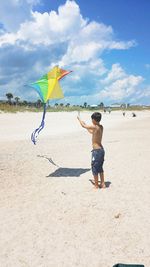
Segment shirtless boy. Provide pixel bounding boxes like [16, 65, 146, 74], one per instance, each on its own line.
[77, 112, 105, 189]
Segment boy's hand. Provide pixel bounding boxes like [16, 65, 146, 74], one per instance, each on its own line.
[77, 116, 83, 123]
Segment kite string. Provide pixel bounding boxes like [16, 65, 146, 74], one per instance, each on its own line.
[31, 103, 47, 145]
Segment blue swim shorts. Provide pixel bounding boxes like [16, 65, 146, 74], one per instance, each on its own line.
[91, 148, 105, 175]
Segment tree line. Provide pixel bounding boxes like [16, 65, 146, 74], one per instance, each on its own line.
[4, 93, 105, 109]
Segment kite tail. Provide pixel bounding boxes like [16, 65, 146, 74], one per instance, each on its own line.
[31, 103, 47, 145]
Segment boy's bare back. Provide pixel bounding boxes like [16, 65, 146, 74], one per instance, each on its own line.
[92, 124, 103, 149]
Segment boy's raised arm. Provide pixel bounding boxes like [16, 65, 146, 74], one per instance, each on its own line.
[77, 116, 95, 132]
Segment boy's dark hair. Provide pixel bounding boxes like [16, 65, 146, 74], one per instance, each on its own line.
[91, 112, 102, 122]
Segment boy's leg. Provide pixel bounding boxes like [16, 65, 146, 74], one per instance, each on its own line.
[100, 172, 106, 188]
[93, 175, 99, 189]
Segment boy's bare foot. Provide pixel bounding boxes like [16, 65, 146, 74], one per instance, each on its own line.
[100, 183, 106, 189]
[94, 184, 99, 189]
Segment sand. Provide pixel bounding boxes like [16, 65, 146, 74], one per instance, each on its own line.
[0, 110, 150, 267]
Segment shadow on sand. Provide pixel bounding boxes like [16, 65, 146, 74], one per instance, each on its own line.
[47, 167, 91, 177]
[37, 155, 90, 178]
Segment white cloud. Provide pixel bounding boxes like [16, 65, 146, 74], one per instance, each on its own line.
[56, 58, 107, 98]
[135, 86, 150, 99]
[98, 63, 144, 102]
[0, 0, 147, 105]
[0, 0, 135, 63]
[0, 0, 39, 31]
[100, 66, 143, 101]
[0, 1, 86, 47]
[101, 63, 126, 84]
[107, 40, 136, 50]
[58, 19, 135, 65]
[127, 85, 150, 105]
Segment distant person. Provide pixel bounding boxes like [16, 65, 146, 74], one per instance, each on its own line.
[108, 108, 111, 114]
[103, 108, 106, 113]
[123, 112, 126, 116]
[77, 112, 105, 189]
[132, 112, 136, 117]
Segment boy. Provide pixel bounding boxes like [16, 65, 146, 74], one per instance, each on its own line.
[77, 112, 105, 189]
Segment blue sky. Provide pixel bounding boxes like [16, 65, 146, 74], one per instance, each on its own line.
[0, 0, 150, 105]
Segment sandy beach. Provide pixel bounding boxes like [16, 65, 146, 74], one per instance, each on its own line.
[0, 110, 150, 267]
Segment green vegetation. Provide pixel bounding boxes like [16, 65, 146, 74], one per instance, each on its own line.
[0, 102, 101, 113]
[1, 101, 150, 113]
[0, 93, 150, 113]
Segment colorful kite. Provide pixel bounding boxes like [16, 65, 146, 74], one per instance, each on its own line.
[29, 66, 72, 144]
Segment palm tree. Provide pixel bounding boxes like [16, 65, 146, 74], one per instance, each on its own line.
[99, 102, 104, 109]
[83, 102, 87, 108]
[55, 103, 58, 108]
[66, 103, 70, 107]
[14, 97, 20, 106]
[36, 99, 42, 108]
[6, 93, 13, 104]
[23, 100, 28, 106]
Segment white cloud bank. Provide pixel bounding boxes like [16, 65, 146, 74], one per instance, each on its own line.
[0, 0, 148, 104]
[0, 1, 135, 55]
[100, 64, 143, 101]
[0, 0, 40, 31]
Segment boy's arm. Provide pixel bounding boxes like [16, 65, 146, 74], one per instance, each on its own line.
[77, 116, 95, 132]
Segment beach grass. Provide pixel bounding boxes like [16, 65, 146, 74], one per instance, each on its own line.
[0, 102, 150, 113]
[0, 103, 84, 113]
